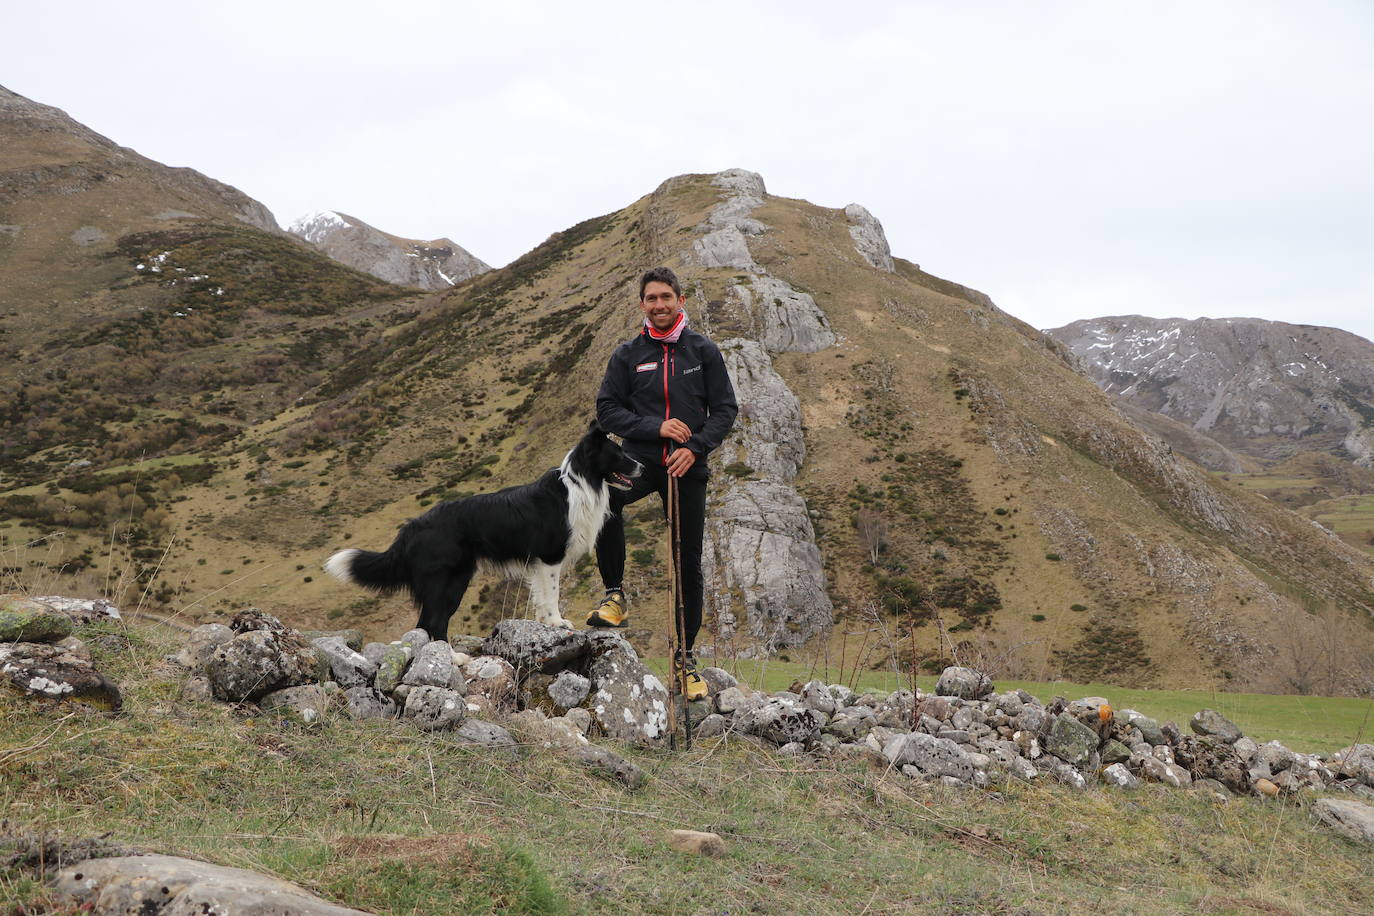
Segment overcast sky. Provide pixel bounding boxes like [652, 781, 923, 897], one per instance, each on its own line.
[8, 1, 1373, 341]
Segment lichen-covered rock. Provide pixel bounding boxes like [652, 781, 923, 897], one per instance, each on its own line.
[738, 697, 821, 746]
[52, 854, 370, 915]
[1173, 736, 1249, 794]
[343, 686, 396, 720]
[0, 641, 122, 709]
[884, 732, 975, 782]
[461, 655, 518, 715]
[205, 628, 318, 703]
[311, 636, 377, 688]
[361, 642, 389, 666]
[259, 685, 330, 723]
[301, 629, 364, 652]
[175, 624, 233, 672]
[584, 633, 668, 744]
[1311, 798, 1374, 846]
[935, 667, 992, 700]
[402, 640, 454, 688]
[548, 671, 591, 710]
[0, 596, 73, 643]
[1045, 712, 1099, 766]
[30, 595, 121, 625]
[482, 620, 589, 675]
[1190, 708, 1243, 743]
[403, 685, 466, 731]
[373, 644, 412, 695]
[1102, 763, 1140, 789]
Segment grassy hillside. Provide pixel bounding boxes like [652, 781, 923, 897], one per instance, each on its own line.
[3, 619, 1373, 916]
[5, 170, 1374, 696]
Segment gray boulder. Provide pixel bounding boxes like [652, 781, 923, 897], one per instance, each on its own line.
[1045, 712, 1099, 766]
[1255, 740, 1296, 775]
[0, 641, 122, 710]
[205, 629, 318, 703]
[311, 636, 377, 688]
[1190, 708, 1243, 743]
[361, 642, 389, 666]
[1312, 798, 1374, 845]
[694, 713, 730, 739]
[935, 667, 992, 700]
[482, 620, 589, 674]
[0, 595, 73, 643]
[1118, 709, 1166, 746]
[584, 633, 669, 743]
[402, 640, 454, 688]
[403, 685, 466, 731]
[699, 666, 737, 693]
[400, 628, 430, 652]
[715, 685, 755, 715]
[301, 628, 364, 652]
[1102, 763, 1140, 789]
[52, 854, 369, 915]
[548, 671, 591, 709]
[373, 644, 412, 695]
[1173, 736, 1249, 794]
[175, 623, 234, 671]
[737, 697, 821, 746]
[343, 686, 396, 720]
[29, 595, 121, 625]
[883, 732, 975, 782]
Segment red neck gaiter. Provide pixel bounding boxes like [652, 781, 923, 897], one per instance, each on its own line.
[644, 310, 688, 343]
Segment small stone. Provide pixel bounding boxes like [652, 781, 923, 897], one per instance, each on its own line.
[205, 626, 318, 703]
[453, 719, 517, 752]
[311, 636, 377, 688]
[400, 628, 430, 652]
[694, 713, 729, 738]
[715, 685, 752, 714]
[570, 744, 644, 787]
[403, 640, 455, 688]
[737, 697, 821, 746]
[1255, 740, 1296, 774]
[548, 671, 591, 709]
[1119, 709, 1165, 746]
[935, 666, 992, 700]
[1102, 763, 1139, 789]
[883, 732, 975, 782]
[361, 642, 389, 666]
[403, 685, 466, 730]
[667, 829, 726, 857]
[564, 707, 592, 734]
[1190, 709, 1243, 743]
[462, 655, 518, 715]
[175, 623, 234, 671]
[1101, 740, 1132, 765]
[699, 666, 736, 693]
[344, 686, 396, 720]
[1232, 737, 1258, 765]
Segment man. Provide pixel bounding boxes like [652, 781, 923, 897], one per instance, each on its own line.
[588, 267, 738, 701]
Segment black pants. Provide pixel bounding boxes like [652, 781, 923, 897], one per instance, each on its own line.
[595, 465, 706, 652]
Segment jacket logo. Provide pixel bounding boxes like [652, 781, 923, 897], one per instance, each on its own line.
[682, 365, 701, 374]
[636, 362, 657, 373]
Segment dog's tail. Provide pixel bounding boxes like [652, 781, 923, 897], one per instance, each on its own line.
[323, 546, 407, 593]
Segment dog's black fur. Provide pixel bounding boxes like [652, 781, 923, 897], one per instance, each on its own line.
[325, 420, 642, 639]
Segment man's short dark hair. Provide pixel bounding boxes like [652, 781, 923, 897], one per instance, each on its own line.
[639, 267, 682, 301]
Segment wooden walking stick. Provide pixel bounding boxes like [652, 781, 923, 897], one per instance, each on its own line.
[667, 468, 693, 750]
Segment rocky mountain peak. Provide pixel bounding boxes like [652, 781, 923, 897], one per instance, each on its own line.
[1048, 315, 1374, 466]
[287, 209, 488, 290]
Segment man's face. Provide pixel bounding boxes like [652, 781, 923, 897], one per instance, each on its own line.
[639, 281, 684, 331]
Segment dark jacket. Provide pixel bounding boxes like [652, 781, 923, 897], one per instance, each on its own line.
[596, 325, 738, 480]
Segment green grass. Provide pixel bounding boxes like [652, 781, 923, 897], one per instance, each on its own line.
[647, 659, 1374, 755]
[3, 621, 1374, 915]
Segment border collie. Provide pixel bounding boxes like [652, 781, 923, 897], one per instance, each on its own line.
[324, 420, 642, 638]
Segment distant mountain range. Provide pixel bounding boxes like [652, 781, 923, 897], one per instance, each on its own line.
[288, 210, 488, 291]
[4, 84, 1373, 695]
[1047, 316, 1374, 469]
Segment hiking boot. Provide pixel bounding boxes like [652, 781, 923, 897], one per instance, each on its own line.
[672, 652, 709, 702]
[585, 589, 628, 628]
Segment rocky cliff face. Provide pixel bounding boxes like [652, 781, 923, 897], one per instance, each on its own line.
[289, 210, 489, 290]
[1047, 316, 1374, 467]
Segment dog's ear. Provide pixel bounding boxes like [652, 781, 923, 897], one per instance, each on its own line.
[588, 418, 603, 435]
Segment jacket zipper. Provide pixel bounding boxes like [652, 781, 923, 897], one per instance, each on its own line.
[661, 343, 672, 465]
